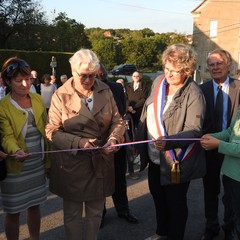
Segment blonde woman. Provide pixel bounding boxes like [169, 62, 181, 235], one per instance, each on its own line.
[138, 44, 206, 240]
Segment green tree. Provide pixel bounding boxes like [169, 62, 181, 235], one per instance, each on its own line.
[141, 28, 155, 38]
[154, 32, 189, 47]
[0, 0, 47, 48]
[52, 12, 91, 52]
[92, 38, 122, 70]
[121, 38, 157, 69]
[85, 28, 106, 43]
[129, 28, 155, 39]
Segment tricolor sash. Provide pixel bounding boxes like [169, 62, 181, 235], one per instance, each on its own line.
[153, 76, 198, 163]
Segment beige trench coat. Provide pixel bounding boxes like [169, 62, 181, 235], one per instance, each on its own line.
[45, 78, 125, 202]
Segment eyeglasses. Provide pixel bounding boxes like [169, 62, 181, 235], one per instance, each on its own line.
[164, 67, 182, 76]
[207, 61, 225, 68]
[6, 61, 29, 74]
[76, 71, 96, 81]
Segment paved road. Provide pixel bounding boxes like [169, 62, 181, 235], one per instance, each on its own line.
[1, 164, 236, 240]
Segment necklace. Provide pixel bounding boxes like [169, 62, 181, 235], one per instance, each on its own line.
[77, 90, 93, 111]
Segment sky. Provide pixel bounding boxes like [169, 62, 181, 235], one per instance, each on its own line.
[40, 0, 203, 34]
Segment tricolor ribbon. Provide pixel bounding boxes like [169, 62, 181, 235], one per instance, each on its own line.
[9, 138, 202, 156]
[153, 76, 199, 162]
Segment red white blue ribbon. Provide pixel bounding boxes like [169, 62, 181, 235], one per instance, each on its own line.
[153, 76, 199, 162]
[9, 138, 202, 156]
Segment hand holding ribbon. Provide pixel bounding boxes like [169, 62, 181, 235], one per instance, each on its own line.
[200, 134, 219, 151]
[12, 149, 32, 162]
[153, 137, 167, 151]
[79, 138, 97, 149]
[102, 138, 119, 154]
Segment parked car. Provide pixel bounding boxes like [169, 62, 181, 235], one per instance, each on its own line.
[111, 64, 137, 76]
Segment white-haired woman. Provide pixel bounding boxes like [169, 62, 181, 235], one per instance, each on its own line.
[45, 49, 125, 240]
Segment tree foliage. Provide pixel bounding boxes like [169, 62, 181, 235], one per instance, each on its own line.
[52, 12, 91, 52]
[0, 0, 47, 48]
[121, 38, 158, 69]
[0, 0, 191, 71]
[92, 38, 122, 70]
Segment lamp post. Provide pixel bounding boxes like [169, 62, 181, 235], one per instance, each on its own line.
[50, 56, 57, 77]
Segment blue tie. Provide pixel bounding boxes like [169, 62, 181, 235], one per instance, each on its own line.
[215, 86, 223, 132]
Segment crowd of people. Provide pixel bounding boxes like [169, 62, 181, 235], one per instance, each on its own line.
[0, 44, 239, 240]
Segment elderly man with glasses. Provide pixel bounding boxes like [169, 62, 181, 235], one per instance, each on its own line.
[200, 49, 240, 240]
[125, 71, 148, 179]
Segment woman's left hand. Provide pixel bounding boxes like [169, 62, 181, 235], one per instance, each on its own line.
[79, 138, 97, 149]
[154, 137, 166, 151]
[200, 134, 220, 150]
[13, 149, 31, 162]
[102, 139, 119, 154]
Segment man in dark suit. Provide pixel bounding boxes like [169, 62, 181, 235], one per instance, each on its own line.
[200, 49, 240, 240]
[97, 63, 138, 226]
[125, 72, 148, 179]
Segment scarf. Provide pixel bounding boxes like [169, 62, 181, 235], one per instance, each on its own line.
[153, 76, 198, 162]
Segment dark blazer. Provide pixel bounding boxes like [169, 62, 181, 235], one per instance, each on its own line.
[200, 77, 240, 163]
[200, 77, 240, 135]
[126, 81, 147, 111]
[126, 81, 148, 125]
[108, 82, 126, 117]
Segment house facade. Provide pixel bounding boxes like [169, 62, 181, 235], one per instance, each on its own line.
[191, 0, 240, 81]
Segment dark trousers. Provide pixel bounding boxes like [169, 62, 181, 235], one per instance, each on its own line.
[203, 152, 233, 234]
[112, 147, 129, 214]
[223, 175, 240, 239]
[126, 146, 134, 173]
[124, 113, 135, 173]
[148, 161, 190, 240]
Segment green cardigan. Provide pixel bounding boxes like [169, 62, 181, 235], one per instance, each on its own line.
[212, 107, 240, 182]
[0, 93, 50, 173]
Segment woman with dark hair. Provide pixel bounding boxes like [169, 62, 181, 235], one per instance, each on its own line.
[0, 57, 50, 240]
[40, 73, 56, 112]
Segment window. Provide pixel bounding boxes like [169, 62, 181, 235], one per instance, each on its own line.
[210, 20, 218, 38]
